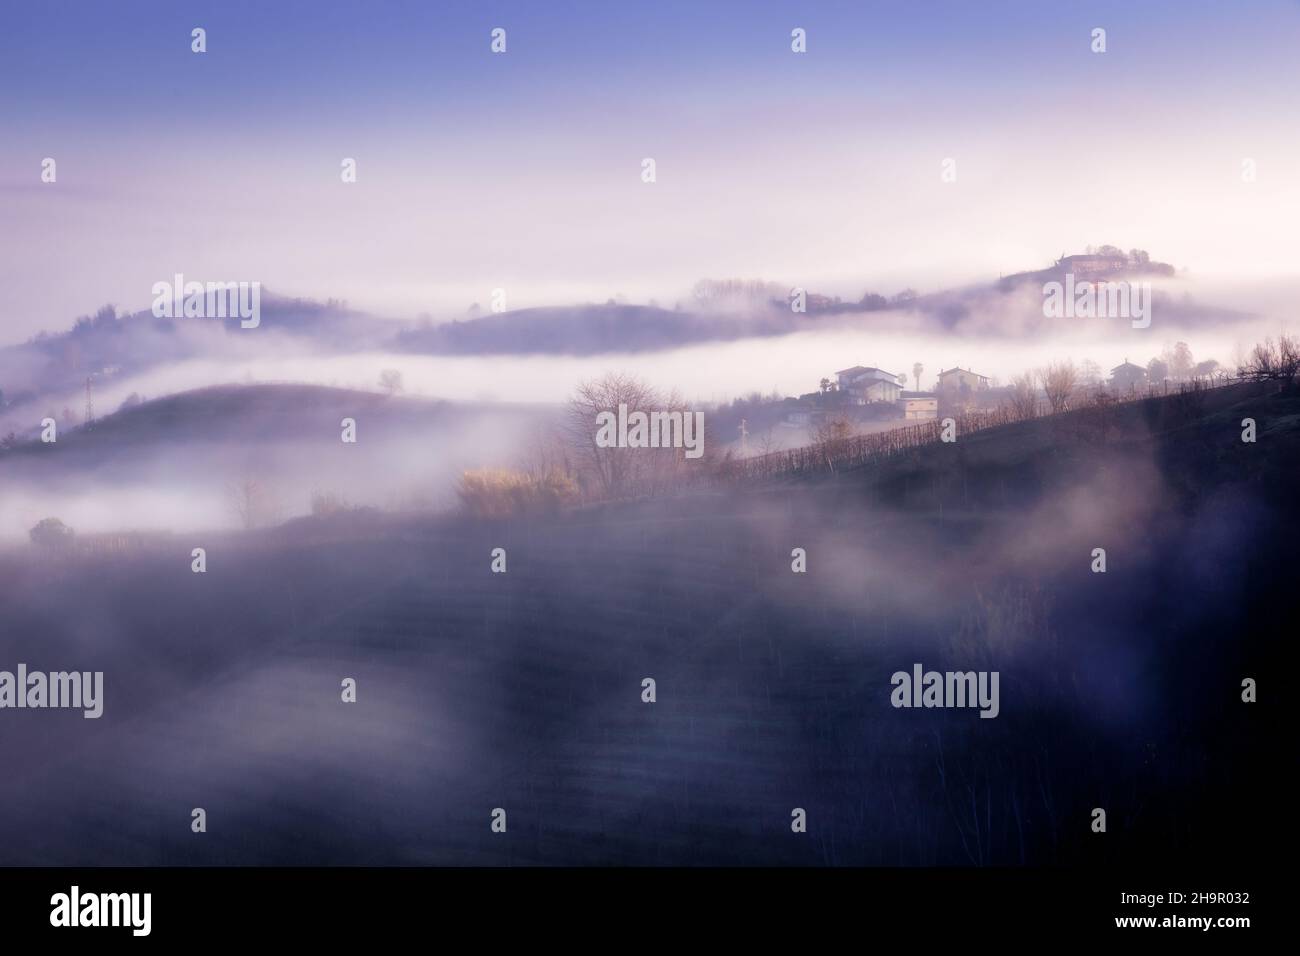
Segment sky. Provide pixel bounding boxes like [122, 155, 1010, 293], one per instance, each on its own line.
[1, 0, 1298, 344]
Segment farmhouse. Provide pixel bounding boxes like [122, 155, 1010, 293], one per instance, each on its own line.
[1056, 253, 1127, 277]
[798, 363, 985, 426]
[936, 367, 990, 393]
[835, 366, 904, 404]
[1109, 359, 1148, 391]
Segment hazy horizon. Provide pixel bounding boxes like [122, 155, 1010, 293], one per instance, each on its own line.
[3, 0, 1298, 342]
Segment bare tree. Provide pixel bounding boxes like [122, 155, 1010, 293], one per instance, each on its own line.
[1007, 373, 1038, 420]
[520, 421, 576, 483]
[564, 372, 693, 500]
[566, 373, 655, 499]
[1282, 334, 1300, 381]
[1079, 359, 1102, 387]
[227, 477, 279, 530]
[379, 369, 404, 395]
[1036, 361, 1078, 414]
[1165, 342, 1194, 381]
[1240, 334, 1300, 382]
[228, 478, 261, 529]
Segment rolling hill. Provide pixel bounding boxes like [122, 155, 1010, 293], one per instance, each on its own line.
[0, 381, 1288, 865]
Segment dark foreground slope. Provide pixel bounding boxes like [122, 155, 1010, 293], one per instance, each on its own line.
[0, 383, 1291, 865]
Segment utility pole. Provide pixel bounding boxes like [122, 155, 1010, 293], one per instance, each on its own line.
[738, 418, 749, 457]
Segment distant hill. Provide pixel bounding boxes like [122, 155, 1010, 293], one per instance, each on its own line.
[394, 303, 796, 355]
[0, 253, 1255, 417]
[0, 383, 556, 539]
[0, 294, 390, 417]
[996, 252, 1177, 291]
[2, 384, 436, 456]
[0, 382, 553, 462]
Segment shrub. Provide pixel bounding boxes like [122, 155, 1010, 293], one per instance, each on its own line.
[456, 468, 580, 518]
[29, 517, 75, 548]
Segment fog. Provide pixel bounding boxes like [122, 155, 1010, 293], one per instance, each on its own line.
[2, 0, 1293, 874]
[13, 281, 1290, 419]
[0, 382, 1287, 864]
[0, 389, 554, 541]
[2, 268, 1291, 543]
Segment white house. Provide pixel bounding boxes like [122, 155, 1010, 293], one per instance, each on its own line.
[835, 366, 904, 404]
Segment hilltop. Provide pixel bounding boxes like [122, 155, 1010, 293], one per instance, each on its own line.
[0, 383, 551, 461]
[0, 250, 1253, 417]
[0, 383, 556, 540]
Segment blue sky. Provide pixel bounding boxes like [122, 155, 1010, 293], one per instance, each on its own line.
[2, 0, 1298, 339]
[6, 1, 1293, 127]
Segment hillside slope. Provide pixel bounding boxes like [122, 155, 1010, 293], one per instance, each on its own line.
[0, 384, 556, 539]
[0, 384, 1289, 865]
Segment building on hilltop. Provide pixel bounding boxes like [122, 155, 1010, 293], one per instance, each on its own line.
[936, 367, 990, 393]
[1055, 253, 1128, 277]
[935, 367, 991, 412]
[1109, 359, 1148, 391]
[834, 366, 904, 404]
